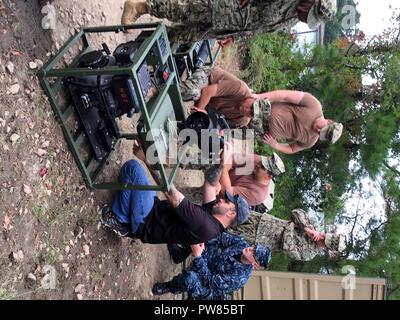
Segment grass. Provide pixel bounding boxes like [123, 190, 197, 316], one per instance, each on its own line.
[216, 43, 242, 76]
[48, 207, 75, 229]
[84, 208, 99, 226]
[32, 205, 47, 221]
[0, 289, 15, 300]
[91, 271, 103, 284]
[48, 210, 62, 226]
[43, 245, 58, 265]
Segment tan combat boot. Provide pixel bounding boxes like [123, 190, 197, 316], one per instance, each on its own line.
[121, 1, 149, 25]
[135, 2, 150, 16]
[121, 0, 136, 25]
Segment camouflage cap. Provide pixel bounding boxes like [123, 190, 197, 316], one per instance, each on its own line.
[325, 233, 346, 252]
[225, 191, 249, 226]
[307, 0, 337, 29]
[319, 122, 343, 144]
[261, 152, 285, 177]
[252, 98, 271, 133]
[254, 244, 272, 268]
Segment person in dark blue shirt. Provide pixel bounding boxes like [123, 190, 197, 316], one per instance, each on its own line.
[100, 142, 249, 245]
[152, 232, 271, 299]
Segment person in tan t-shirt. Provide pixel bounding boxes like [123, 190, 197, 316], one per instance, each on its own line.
[219, 148, 285, 206]
[251, 90, 344, 154]
[180, 66, 263, 128]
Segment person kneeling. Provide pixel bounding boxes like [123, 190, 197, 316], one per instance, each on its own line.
[152, 232, 271, 300]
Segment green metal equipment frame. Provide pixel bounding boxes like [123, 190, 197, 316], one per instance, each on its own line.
[38, 23, 187, 192]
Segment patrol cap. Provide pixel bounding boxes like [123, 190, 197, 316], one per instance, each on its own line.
[307, 0, 337, 29]
[224, 190, 249, 226]
[254, 244, 271, 268]
[319, 122, 343, 144]
[260, 152, 285, 177]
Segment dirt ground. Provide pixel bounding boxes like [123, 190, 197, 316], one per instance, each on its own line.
[0, 0, 239, 300]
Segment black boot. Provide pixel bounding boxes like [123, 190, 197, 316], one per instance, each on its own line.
[152, 282, 171, 295]
[167, 244, 192, 264]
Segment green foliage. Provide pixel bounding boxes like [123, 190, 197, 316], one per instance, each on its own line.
[269, 157, 302, 220]
[0, 290, 15, 300]
[355, 213, 400, 299]
[381, 55, 400, 116]
[241, 33, 305, 91]
[361, 111, 398, 177]
[254, 141, 303, 220]
[268, 252, 290, 271]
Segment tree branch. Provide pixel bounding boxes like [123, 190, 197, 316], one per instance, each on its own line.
[383, 161, 400, 176]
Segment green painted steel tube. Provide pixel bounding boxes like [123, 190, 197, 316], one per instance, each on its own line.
[40, 29, 85, 74]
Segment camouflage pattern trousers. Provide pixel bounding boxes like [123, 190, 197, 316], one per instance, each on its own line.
[179, 66, 212, 101]
[147, 0, 300, 42]
[148, 0, 214, 42]
[247, 102, 271, 141]
[148, 0, 212, 24]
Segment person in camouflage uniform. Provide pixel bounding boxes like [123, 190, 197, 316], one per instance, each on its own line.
[152, 232, 271, 299]
[229, 208, 346, 261]
[179, 65, 271, 131]
[121, 0, 337, 43]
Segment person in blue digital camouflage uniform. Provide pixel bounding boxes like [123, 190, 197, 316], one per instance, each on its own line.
[152, 232, 271, 300]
